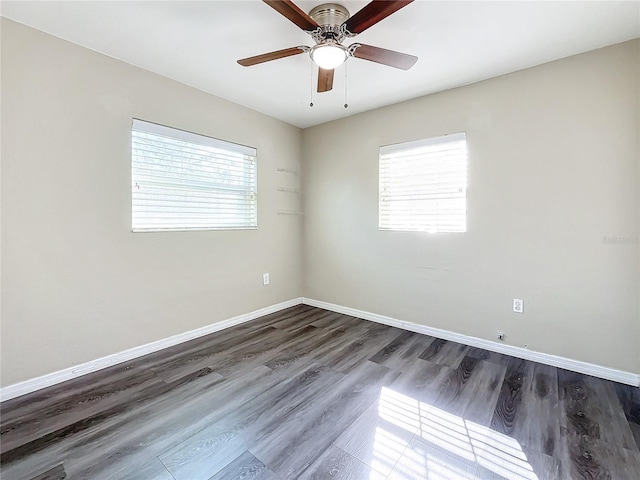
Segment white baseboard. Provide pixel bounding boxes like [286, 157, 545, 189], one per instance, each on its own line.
[0, 297, 304, 402]
[302, 297, 640, 387]
[3, 295, 636, 402]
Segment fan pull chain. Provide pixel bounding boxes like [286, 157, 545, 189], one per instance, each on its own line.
[309, 61, 314, 107]
[344, 62, 349, 109]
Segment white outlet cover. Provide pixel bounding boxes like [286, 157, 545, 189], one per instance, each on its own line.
[263, 273, 270, 286]
[513, 299, 524, 313]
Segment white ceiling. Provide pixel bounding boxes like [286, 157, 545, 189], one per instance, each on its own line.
[2, 1, 639, 128]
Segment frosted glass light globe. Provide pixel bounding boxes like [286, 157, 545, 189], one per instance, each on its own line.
[310, 44, 348, 69]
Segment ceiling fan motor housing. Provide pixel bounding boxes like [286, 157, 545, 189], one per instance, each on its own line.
[309, 3, 350, 26]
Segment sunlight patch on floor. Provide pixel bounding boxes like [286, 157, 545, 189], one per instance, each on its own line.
[371, 387, 538, 480]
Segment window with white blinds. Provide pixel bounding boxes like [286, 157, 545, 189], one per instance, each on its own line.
[131, 119, 257, 232]
[379, 132, 467, 233]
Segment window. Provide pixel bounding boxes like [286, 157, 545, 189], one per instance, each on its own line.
[131, 119, 257, 232]
[379, 132, 467, 233]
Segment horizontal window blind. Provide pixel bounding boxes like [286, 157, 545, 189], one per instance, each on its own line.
[132, 119, 257, 232]
[379, 132, 467, 233]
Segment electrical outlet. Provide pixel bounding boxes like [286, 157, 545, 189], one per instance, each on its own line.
[513, 299, 524, 313]
[263, 273, 270, 286]
[497, 331, 505, 341]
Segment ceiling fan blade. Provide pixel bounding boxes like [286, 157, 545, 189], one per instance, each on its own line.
[317, 68, 334, 93]
[343, 0, 414, 34]
[237, 47, 305, 67]
[352, 44, 417, 70]
[263, 0, 319, 31]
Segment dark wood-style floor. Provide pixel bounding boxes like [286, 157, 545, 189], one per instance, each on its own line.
[1, 305, 639, 480]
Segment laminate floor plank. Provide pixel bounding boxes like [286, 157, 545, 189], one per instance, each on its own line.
[472, 460, 540, 480]
[558, 369, 640, 480]
[62, 365, 280, 480]
[2, 370, 225, 480]
[155, 323, 310, 383]
[155, 325, 319, 383]
[430, 356, 506, 426]
[211, 304, 315, 335]
[263, 325, 351, 371]
[152, 358, 221, 385]
[160, 423, 250, 480]
[333, 400, 415, 476]
[489, 359, 570, 479]
[2, 306, 638, 480]
[159, 363, 344, 480]
[269, 308, 339, 332]
[91, 323, 273, 391]
[465, 347, 511, 366]
[119, 458, 175, 480]
[297, 444, 385, 480]
[160, 366, 344, 480]
[400, 357, 506, 478]
[369, 331, 436, 373]
[396, 358, 513, 477]
[0, 366, 225, 468]
[323, 324, 408, 373]
[387, 436, 477, 480]
[27, 463, 67, 480]
[333, 358, 455, 476]
[608, 447, 640, 480]
[250, 361, 399, 479]
[146, 326, 285, 378]
[143, 305, 316, 378]
[489, 357, 531, 437]
[1, 366, 263, 480]
[245, 304, 316, 328]
[447, 358, 506, 426]
[210, 326, 322, 378]
[309, 311, 362, 330]
[615, 382, 640, 450]
[518, 363, 570, 477]
[132, 313, 296, 372]
[386, 357, 453, 406]
[572, 372, 640, 452]
[418, 338, 469, 369]
[0, 368, 164, 455]
[208, 451, 279, 480]
[0, 360, 156, 426]
[263, 320, 370, 372]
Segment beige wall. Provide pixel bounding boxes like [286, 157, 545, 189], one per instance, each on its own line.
[2, 18, 638, 387]
[1, 19, 303, 386]
[303, 40, 640, 374]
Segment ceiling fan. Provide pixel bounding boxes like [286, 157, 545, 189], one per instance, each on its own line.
[237, 0, 417, 93]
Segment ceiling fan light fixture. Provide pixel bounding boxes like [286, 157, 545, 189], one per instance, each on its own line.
[310, 43, 348, 70]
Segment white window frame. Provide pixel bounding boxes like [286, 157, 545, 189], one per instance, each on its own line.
[379, 132, 467, 233]
[131, 119, 257, 232]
